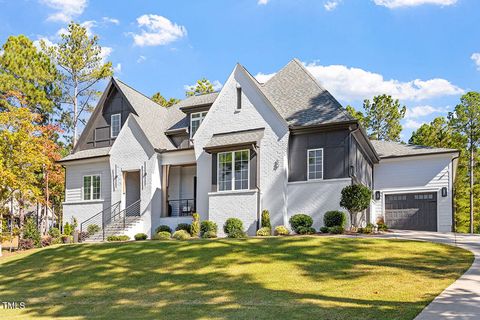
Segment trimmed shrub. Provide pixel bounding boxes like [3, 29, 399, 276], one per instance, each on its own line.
[201, 231, 217, 239]
[134, 233, 147, 241]
[191, 213, 200, 237]
[274, 225, 290, 236]
[87, 224, 101, 236]
[328, 226, 344, 234]
[48, 227, 61, 239]
[200, 220, 218, 235]
[227, 229, 247, 239]
[324, 211, 347, 228]
[376, 217, 388, 232]
[41, 235, 53, 247]
[176, 223, 191, 234]
[340, 184, 372, 228]
[63, 222, 73, 236]
[155, 225, 172, 234]
[23, 217, 41, 247]
[320, 226, 329, 233]
[256, 227, 271, 236]
[173, 230, 190, 240]
[358, 223, 375, 234]
[153, 231, 171, 240]
[289, 214, 313, 234]
[297, 226, 316, 235]
[106, 235, 130, 241]
[223, 218, 244, 236]
[261, 210, 271, 229]
[18, 238, 35, 250]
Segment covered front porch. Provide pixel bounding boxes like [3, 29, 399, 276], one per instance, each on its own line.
[162, 164, 196, 217]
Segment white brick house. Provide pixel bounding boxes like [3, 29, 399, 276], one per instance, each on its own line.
[59, 59, 459, 239]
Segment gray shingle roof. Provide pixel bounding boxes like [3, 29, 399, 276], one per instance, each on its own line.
[204, 128, 264, 151]
[58, 147, 111, 162]
[261, 59, 353, 127]
[114, 79, 185, 150]
[173, 92, 219, 110]
[370, 140, 458, 158]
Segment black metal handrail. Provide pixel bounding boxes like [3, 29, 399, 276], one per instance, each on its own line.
[167, 199, 195, 217]
[80, 201, 120, 239]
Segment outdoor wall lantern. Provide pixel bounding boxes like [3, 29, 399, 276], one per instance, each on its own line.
[375, 191, 381, 200]
[441, 187, 448, 197]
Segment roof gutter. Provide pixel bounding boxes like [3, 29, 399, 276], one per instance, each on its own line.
[379, 150, 460, 160]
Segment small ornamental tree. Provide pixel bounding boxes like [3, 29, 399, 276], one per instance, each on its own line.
[191, 213, 200, 237]
[261, 210, 271, 230]
[340, 184, 372, 229]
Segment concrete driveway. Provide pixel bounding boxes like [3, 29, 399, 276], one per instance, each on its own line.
[375, 230, 480, 320]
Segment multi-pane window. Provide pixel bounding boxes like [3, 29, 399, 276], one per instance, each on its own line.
[190, 111, 208, 138]
[111, 114, 121, 138]
[83, 175, 101, 200]
[218, 150, 249, 191]
[307, 148, 323, 180]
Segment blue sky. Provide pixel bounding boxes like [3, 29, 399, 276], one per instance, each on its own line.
[1, 0, 479, 141]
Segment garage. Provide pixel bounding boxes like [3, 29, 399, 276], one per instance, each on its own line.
[385, 192, 437, 231]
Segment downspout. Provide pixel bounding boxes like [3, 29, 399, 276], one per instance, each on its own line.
[253, 143, 261, 230]
[348, 125, 360, 184]
[451, 154, 460, 233]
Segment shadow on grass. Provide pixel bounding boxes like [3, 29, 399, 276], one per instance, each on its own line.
[0, 237, 473, 320]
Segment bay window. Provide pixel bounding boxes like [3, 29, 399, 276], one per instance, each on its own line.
[218, 150, 249, 191]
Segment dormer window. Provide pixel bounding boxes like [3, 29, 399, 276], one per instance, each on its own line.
[111, 113, 121, 138]
[190, 111, 207, 138]
[236, 85, 242, 110]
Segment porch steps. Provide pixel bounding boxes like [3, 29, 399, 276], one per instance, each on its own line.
[83, 216, 142, 242]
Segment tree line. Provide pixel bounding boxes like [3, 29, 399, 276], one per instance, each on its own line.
[346, 93, 480, 234]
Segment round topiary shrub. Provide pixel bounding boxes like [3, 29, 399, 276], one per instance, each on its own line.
[172, 230, 191, 240]
[155, 225, 172, 234]
[228, 229, 247, 239]
[176, 223, 191, 234]
[223, 218, 244, 236]
[256, 227, 271, 236]
[200, 220, 218, 235]
[201, 231, 217, 239]
[153, 231, 171, 240]
[274, 225, 290, 236]
[134, 233, 147, 241]
[328, 226, 344, 234]
[320, 226, 329, 233]
[323, 211, 347, 228]
[289, 214, 313, 234]
[297, 226, 316, 235]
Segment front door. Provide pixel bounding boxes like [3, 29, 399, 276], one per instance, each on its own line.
[125, 171, 140, 215]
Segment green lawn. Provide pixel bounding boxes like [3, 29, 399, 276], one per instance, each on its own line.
[0, 236, 473, 320]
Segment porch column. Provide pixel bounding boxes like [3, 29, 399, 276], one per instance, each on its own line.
[162, 165, 170, 217]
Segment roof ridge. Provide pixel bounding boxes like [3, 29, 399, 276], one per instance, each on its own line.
[114, 78, 165, 108]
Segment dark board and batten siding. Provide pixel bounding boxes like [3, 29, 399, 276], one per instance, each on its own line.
[77, 87, 134, 151]
[288, 129, 350, 181]
[350, 137, 373, 188]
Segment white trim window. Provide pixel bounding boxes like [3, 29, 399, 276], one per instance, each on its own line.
[83, 175, 101, 200]
[111, 113, 121, 138]
[307, 148, 324, 180]
[218, 150, 250, 191]
[190, 111, 207, 138]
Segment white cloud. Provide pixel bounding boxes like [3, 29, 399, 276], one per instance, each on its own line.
[114, 63, 122, 73]
[324, 1, 341, 11]
[137, 55, 147, 63]
[471, 53, 480, 71]
[102, 17, 120, 25]
[81, 20, 96, 36]
[405, 105, 448, 118]
[258, 0, 269, 5]
[40, 0, 87, 22]
[99, 46, 113, 63]
[256, 62, 463, 101]
[403, 119, 426, 130]
[130, 14, 187, 47]
[33, 37, 56, 51]
[295, 61, 463, 101]
[373, 0, 457, 9]
[183, 80, 223, 93]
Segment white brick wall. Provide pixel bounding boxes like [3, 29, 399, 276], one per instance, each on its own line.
[287, 178, 351, 230]
[193, 64, 289, 233]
